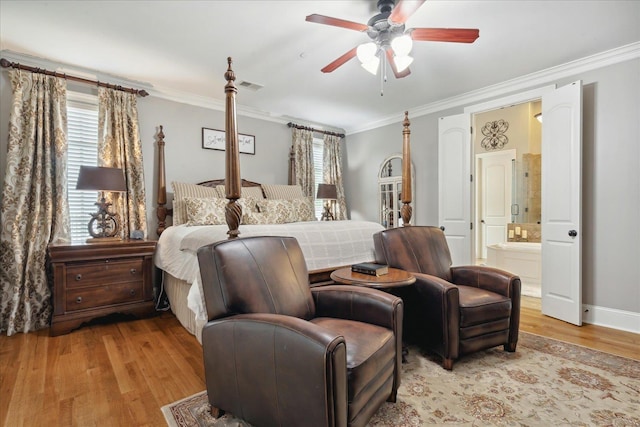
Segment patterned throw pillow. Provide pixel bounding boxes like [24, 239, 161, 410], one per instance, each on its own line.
[291, 197, 317, 222]
[172, 182, 221, 225]
[255, 199, 298, 224]
[183, 197, 227, 226]
[261, 184, 305, 200]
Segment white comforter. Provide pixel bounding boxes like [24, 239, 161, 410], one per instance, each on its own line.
[154, 220, 384, 320]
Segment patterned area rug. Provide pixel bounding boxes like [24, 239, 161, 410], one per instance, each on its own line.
[162, 332, 640, 426]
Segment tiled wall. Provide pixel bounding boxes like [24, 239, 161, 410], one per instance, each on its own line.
[507, 223, 541, 242]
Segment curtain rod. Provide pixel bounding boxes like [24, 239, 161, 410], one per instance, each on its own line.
[287, 122, 345, 138]
[0, 58, 149, 97]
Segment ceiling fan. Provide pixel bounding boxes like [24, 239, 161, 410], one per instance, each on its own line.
[306, 0, 479, 79]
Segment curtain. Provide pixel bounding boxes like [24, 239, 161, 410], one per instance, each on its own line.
[291, 128, 315, 198]
[0, 70, 69, 336]
[97, 88, 147, 239]
[323, 134, 347, 220]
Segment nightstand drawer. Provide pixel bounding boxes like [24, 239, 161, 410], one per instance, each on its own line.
[66, 281, 144, 311]
[66, 259, 143, 288]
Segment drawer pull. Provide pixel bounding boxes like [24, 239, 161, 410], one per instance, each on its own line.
[130, 268, 137, 275]
[76, 296, 83, 304]
[75, 274, 82, 281]
[129, 289, 136, 296]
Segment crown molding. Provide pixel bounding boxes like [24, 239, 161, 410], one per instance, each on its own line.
[345, 41, 640, 135]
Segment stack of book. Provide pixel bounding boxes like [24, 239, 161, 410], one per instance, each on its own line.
[351, 262, 389, 276]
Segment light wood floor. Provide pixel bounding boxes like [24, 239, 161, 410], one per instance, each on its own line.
[1, 297, 638, 427]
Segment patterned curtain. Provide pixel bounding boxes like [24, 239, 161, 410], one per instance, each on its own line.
[292, 128, 315, 198]
[97, 88, 147, 239]
[0, 70, 70, 336]
[323, 134, 347, 220]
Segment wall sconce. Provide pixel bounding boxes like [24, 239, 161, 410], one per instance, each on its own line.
[76, 166, 126, 242]
[316, 183, 337, 221]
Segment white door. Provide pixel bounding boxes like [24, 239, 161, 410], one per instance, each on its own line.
[541, 81, 583, 325]
[438, 114, 471, 265]
[477, 150, 515, 259]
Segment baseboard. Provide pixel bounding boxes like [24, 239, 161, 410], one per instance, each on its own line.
[583, 304, 640, 334]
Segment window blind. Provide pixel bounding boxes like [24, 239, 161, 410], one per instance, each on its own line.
[312, 138, 324, 219]
[67, 94, 99, 242]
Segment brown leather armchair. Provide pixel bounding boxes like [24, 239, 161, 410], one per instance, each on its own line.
[197, 236, 403, 427]
[373, 226, 520, 370]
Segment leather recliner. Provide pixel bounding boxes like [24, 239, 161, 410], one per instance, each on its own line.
[373, 226, 520, 370]
[197, 236, 403, 427]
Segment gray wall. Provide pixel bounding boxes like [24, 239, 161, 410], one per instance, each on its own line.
[344, 58, 640, 317]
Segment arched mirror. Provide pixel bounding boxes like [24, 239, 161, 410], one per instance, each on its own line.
[378, 154, 415, 228]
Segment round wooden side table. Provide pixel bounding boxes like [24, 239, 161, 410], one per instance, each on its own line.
[330, 267, 416, 289]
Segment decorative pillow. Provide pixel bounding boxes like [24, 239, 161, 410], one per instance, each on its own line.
[261, 184, 305, 200]
[172, 182, 221, 225]
[290, 197, 317, 222]
[183, 197, 227, 226]
[216, 185, 265, 199]
[255, 199, 298, 224]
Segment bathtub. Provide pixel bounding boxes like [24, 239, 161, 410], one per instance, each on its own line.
[486, 242, 541, 298]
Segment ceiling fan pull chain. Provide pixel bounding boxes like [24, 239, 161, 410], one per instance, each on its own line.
[380, 52, 385, 96]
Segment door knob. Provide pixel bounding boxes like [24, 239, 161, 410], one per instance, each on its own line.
[568, 230, 577, 237]
[440, 226, 445, 231]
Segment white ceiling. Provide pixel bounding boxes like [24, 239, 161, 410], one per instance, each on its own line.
[1, 1, 639, 134]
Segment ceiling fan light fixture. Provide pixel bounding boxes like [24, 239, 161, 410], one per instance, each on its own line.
[391, 34, 413, 56]
[356, 42, 378, 63]
[393, 55, 413, 73]
[361, 56, 380, 75]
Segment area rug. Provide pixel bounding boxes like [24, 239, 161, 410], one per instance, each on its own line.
[162, 332, 640, 426]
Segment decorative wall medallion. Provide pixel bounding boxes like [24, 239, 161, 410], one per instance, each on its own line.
[481, 120, 509, 150]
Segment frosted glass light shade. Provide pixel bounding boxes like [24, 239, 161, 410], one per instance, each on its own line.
[391, 34, 413, 56]
[357, 42, 378, 63]
[393, 55, 414, 72]
[361, 57, 380, 75]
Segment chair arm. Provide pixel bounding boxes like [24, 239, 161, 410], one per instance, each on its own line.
[202, 313, 348, 427]
[451, 265, 521, 299]
[412, 273, 461, 360]
[311, 284, 403, 332]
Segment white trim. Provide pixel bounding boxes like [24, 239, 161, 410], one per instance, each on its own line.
[347, 41, 640, 135]
[582, 304, 640, 334]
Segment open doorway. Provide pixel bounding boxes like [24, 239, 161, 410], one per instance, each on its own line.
[472, 101, 543, 298]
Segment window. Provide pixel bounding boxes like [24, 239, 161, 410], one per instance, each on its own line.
[312, 138, 324, 219]
[67, 92, 98, 242]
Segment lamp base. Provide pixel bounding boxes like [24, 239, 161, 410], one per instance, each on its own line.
[320, 203, 335, 221]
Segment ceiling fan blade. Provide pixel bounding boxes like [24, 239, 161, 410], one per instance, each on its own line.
[389, 0, 427, 23]
[321, 47, 358, 73]
[306, 14, 369, 32]
[411, 28, 480, 43]
[385, 49, 411, 79]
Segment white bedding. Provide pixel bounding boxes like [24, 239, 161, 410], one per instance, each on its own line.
[154, 220, 384, 321]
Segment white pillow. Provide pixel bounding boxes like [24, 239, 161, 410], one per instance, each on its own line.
[216, 185, 265, 199]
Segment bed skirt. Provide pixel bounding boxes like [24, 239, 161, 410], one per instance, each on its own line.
[163, 272, 206, 343]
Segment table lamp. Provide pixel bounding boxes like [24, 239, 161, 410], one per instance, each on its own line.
[316, 183, 337, 221]
[76, 166, 126, 242]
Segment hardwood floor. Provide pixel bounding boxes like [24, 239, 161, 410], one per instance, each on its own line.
[1, 297, 638, 426]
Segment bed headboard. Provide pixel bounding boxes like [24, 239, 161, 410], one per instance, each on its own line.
[156, 58, 414, 238]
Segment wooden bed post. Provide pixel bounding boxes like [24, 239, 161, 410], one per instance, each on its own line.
[401, 111, 413, 226]
[156, 125, 169, 236]
[224, 57, 242, 239]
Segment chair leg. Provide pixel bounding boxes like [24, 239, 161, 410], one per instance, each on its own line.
[442, 358, 454, 370]
[387, 389, 397, 403]
[210, 406, 225, 418]
[504, 342, 517, 352]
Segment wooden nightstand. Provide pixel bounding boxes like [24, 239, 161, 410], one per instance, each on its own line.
[48, 239, 157, 336]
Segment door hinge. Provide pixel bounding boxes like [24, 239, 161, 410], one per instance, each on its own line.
[470, 174, 473, 182]
[470, 222, 473, 230]
[470, 126, 473, 135]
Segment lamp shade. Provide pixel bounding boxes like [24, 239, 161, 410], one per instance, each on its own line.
[317, 183, 337, 200]
[76, 166, 126, 192]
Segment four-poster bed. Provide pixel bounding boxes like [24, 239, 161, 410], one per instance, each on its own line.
[153, 58, 412, 340]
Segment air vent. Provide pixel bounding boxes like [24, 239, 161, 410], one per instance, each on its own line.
[238, 80, 264, 91]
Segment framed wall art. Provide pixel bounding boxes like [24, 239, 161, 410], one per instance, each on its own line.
[202, 128, 255, 155]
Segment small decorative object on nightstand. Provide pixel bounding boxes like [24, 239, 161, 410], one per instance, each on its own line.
[48, 239, 157, 336]
[317, 183, 337, 221]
